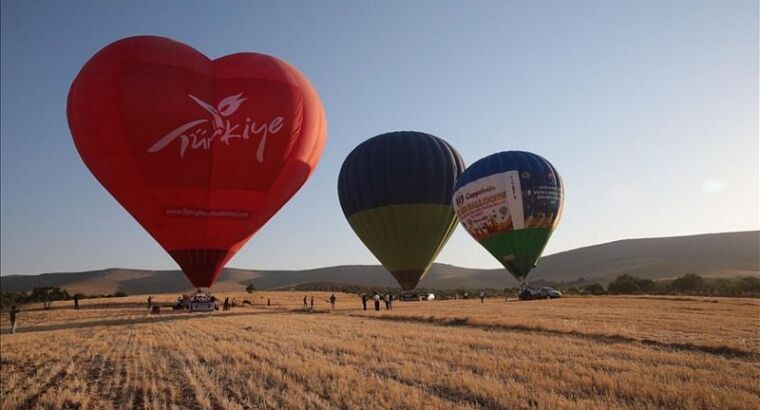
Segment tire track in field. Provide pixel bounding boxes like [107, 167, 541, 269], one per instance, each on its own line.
[276, 314, 505, 409]
[245, 314, 475, 409]
[156, 321, 218, 410]
[288, 312, 760, 410]
[105, 328, 134, 408]
[229, 316, 379, 409]
[223, 324, 334, 409]
[352, 314, 759, 360]
[13, 332, 94, 410]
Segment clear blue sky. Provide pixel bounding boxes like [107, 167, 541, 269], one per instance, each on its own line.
[1, 1, 757, 275]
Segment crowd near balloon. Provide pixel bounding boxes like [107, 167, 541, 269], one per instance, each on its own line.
[67, 36, 564, 299]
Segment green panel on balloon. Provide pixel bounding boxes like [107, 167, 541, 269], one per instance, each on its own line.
[479, 228, 553, 281]
[347, 203, 458, 290]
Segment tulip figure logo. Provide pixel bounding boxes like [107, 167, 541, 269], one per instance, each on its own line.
[148, 92, 284, 161]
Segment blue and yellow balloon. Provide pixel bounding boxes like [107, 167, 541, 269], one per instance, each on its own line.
[338, 131, 465, 290]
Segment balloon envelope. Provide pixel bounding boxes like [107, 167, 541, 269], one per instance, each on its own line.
[67, 36, 326, 288]
[338, 132, 465, 290]
[452, 151, 563, 282]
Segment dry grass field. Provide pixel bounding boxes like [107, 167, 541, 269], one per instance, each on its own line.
[1, 293, 758, 409]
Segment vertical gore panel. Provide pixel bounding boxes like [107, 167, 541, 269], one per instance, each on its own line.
[479, 228, 553, 280]
[168, 248, 234, 288]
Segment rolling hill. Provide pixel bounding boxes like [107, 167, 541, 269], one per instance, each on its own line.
[1, 231, 757, 294]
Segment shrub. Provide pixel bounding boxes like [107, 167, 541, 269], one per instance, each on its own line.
[738, 276, 760, 293]
[30, 287, 71, 309]
[583, 283, 606, 295]
[608, 274, 655, 295]
[669, 273, 705, 293]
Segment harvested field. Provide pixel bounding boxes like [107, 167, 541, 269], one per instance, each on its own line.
[1, 294, 758, 409]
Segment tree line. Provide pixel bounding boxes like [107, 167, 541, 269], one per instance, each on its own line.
[0, 287, 128, 310]
[564, 274, 760, 297]
[275, 273, 760, 298]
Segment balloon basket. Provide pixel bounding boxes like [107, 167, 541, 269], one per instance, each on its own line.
[186, 289, 218, 312]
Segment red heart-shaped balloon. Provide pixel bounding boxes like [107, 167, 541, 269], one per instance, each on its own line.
[67, 36, 326, 287]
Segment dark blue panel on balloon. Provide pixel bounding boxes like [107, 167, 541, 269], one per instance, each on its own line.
[454, 151, 562, 192]
[338, 131, 465, 216]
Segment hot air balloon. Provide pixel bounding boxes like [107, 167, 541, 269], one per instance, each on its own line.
[452, 151, 563, 284]
[67, 36, 326, 288]
[338, 131, 465, 290]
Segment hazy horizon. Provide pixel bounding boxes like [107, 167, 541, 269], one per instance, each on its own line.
[2, 229, 757, 276]
[2, 1, 758, 275]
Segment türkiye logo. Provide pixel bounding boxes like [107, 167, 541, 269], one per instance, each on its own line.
[147, 92, 285, 160]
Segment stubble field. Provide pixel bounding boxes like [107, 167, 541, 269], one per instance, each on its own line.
[1, 293, 758, 409]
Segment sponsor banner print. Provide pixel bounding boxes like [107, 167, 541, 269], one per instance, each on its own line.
[453, 170, 562, 241]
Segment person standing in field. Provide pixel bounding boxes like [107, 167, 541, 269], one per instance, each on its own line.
[74, 295, 80, 310]
[384, 293, 390, 310]
[373, 293, 381, 311]
[9, 305, 20, 334]
[361, 293, 368, 311]
[388, 293, 393, 310]
[479, 291, 485, 303]
[303, 295, 308, 310]
[147, 296, 153, 310]
[329, 294, 336, 311]
[310, 296, 315, 310]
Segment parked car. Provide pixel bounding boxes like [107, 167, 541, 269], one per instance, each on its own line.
[538, 287, 562, 299]
[420, 293, 435, 301]
[519, 287, 562, 300]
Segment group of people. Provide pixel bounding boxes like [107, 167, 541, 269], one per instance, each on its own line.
[4, 288, 500, 335]
[168, 292, 229, 312]
[302, 294, 338, 311]
[360, 292, 393, 311]
[452, 291, 487, 303]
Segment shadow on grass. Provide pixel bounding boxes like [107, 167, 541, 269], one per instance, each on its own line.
[357, 314, 758, 360]
[0, 308, 293, 336]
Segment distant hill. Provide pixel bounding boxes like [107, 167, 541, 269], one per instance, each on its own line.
[1, 231, 757, 294]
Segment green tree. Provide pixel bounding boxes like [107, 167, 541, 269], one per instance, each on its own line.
[583, 283, 606, 295]
[669, 273, 705, 293]
[638, 278, 655, 293]
[30, 287, 71, 309]
[738, 276, 760, 293]
[713, 278, 736, 296]
[608, 274, 655, 294]
[246, 283, 257, 293]
[608, 274, 640, 294]
[1, 292, 25, 310]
